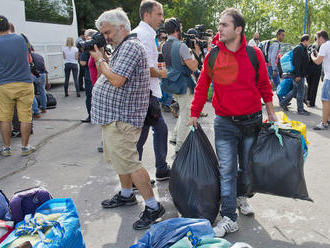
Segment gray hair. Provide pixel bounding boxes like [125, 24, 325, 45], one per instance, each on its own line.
[85, 29, 97, 38]
[95, 8, 131, 32]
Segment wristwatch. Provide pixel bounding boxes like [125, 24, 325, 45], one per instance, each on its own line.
[96, 58, 106, 67]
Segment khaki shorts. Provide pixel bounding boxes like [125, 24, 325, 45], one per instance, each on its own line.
[102, 121, 143, 175]
[0, 82, 34, 123]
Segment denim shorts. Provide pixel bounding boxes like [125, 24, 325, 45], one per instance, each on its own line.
[321, 79, 330, 101]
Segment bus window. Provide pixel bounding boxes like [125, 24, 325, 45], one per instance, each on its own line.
[24, 0, 73, 25]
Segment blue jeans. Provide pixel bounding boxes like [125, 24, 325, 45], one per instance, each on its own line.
[137, 95, 169, 173]
[32, 73, 47, 110]
[280, 77, 305, 112]
[214, 115, 261, 221]
[64, 63, 79, 93]
[32, 96, 40, 114]
[267, 66, 280, 88]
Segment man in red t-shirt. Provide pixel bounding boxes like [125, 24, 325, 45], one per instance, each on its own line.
[189, 8, 277, 237]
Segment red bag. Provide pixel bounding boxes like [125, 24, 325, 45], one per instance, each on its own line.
[0, 220, 14, 243]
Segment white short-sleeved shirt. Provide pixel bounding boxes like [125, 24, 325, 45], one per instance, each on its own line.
[62, 46, 78, 64]
[132, 21, 162, 98]
[319, 40, 330, 80]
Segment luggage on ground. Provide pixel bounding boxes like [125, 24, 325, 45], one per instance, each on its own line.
[1, 198, 85, 248]
[169, 125, 220, 224]
[9, 187, 52, 223]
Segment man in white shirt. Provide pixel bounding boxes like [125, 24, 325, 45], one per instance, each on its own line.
[132, 0, 170, 180]
[312, 30, 330, 130]
[248, 32, 259, 47]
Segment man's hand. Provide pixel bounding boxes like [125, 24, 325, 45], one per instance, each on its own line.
[272, 70, 277, 77]
[158, 69, 167, 78]
[89, 45, 104, 62]
[267, 112, 278, 122]
[188, 117, 198, 129]
[46, 81, 51, 90]
[295, 76, 301, 82]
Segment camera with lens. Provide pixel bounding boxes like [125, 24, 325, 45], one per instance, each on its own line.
[76, 32, 107, 52]
[183, 24, 211, 50]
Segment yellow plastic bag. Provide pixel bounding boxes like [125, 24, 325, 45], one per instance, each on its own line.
[275, 111, 309, 145]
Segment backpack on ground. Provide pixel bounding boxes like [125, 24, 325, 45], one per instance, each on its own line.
[208, 45, 259, 82]
[35, 92, 57, 109]
[280, 49, 294, 73]
[9, 187, 52, 223]
[0, 190, 11, 221]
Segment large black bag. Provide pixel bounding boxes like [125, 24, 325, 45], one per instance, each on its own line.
[247, 124, 312, 201]
[169, 125, 220, 224]
[35, 92, 57, 109]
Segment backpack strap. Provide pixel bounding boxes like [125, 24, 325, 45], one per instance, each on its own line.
[208, 45, 259, 82]
[246, 46, 259, 82]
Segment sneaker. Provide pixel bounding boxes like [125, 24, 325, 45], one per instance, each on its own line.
[133, 203, 165, 230]
[133, 180, 155, 192]
[213, 216, 239, 237]
[1, 146, 12, 157]
[33, 113, 41, 119]
[237, 196, 254, 216]
[161, 105, 171, 113]
[101, 192, 137, 208]
[156, 169, 170, 181]
[21, 145, 36, 156]
[313, 122, 328, 130]
[297, 110, 310, 116]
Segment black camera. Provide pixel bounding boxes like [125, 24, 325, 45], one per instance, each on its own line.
[76, 32, 107, 51]
[183, 24, 211, 50]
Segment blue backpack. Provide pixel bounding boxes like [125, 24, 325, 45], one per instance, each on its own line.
[280, 49, 294, 73]
[0, 190, 12, 221]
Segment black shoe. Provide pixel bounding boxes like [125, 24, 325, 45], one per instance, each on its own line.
[169, 140, 176, 146]
[101, 192, 137, 208]
[97, 145, 103, 153]
[133, 203, 165, 230]
[77, 92, 81, 97]
[280, 104, 289, 111]
[80, 87, 85, 91]
[65, 93, 69, 97]
[156, 169, 170, 181]
[297, 110, 310, 116]
[81, 117, 91, 123]
[133, 179, 155, 192]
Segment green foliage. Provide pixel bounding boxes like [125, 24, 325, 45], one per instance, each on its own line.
[74, 0, 329, 45]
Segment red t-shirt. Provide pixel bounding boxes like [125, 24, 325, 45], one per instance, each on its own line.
[191, 35, 273, 118]
[88, 57, 97, 85]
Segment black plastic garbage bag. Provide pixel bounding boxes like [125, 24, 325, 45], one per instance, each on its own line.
[247, 124, 312, 201]
[169, 125, 220, 224]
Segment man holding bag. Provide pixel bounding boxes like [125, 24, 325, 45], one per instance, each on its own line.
[189, 8, 277, 237]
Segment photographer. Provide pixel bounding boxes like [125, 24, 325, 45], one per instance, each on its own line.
[162, 17, 198, 155]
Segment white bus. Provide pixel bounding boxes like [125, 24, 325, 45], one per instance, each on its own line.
[0, 0, 78, 83]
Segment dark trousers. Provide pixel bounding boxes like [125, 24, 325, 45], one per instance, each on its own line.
[137, 96, 169, 173]
[85, 78, 93, 117]
[306, 69, 322, 106]
[64, 63, 79, 94]
[78, 64, 86, 90]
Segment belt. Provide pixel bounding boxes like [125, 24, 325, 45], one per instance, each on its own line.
[227, 111, 262, 122]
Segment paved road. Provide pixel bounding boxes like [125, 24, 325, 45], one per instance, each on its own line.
[0, 83, 330, 248]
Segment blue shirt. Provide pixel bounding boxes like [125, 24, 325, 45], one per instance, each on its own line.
[0, 34, 32, 85]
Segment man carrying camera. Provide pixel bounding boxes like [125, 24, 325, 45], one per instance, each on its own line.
[162, 17, 199, 155]
[0, 15, 35, 156]
[90, 8, 165, 230]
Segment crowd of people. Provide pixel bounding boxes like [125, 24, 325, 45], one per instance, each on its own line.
[1, 0, 329, 239]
